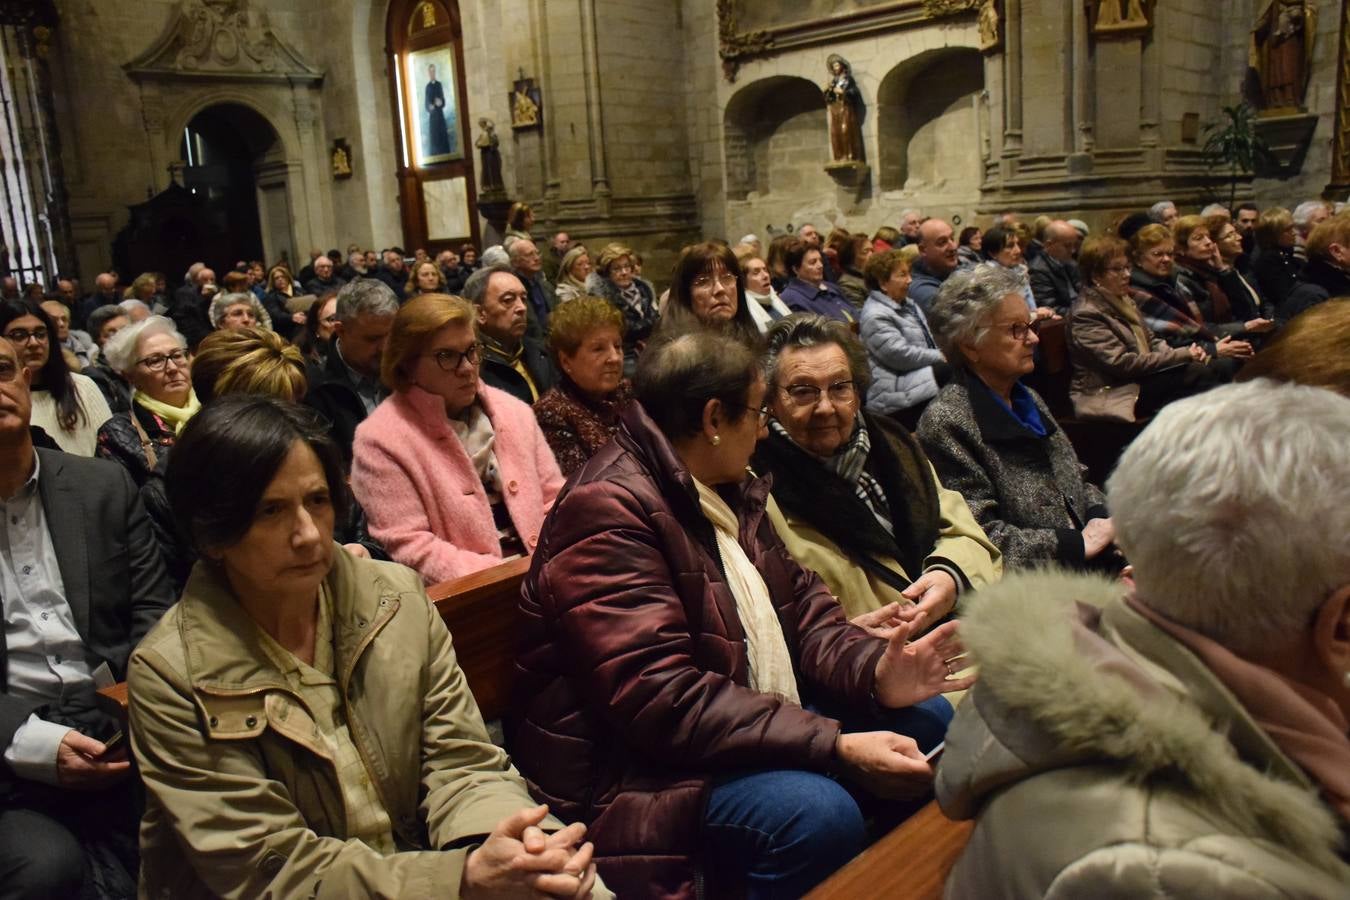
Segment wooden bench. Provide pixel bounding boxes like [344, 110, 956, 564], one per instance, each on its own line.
[805, 800, 974, 900]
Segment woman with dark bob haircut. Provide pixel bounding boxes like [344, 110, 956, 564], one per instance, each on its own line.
[130, 396, 605, 899]
[658, 240, 761, 346]
[511, 329, 967, 899]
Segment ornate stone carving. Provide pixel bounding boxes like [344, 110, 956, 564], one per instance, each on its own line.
[717, 0, 774, 84]
[923, 0, 980, 17]
[978, 0, 1001, 54]
[125, 0, 321, 84]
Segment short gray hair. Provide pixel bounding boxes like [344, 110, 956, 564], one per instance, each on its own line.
[462, 263, 516, 305]
[335, 278, 398, 324]
[1107, 379, 1350, 657]
[102, 315, 186, 375]
[480, 245, 510, 267]
[1292, 199, 1330, 228]
[1200, 203, 1229, 218]
[208, 292, 271, 330]
[926, 264, 1026, 370]
[118, 299, 150, 317]
[1148, 200, 1175, 222]
[763, 312, 870, 392]
[87, 304, 127, 340]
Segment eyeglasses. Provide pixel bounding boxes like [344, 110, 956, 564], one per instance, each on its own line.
[430, 343, 479, 372]
[609, 263, 635, 275]
[781, 381, 857, 408]
[1105, 264, 1132, 274]
[0, 359, 18, 382]
[137, 349, 190, 372]
[692, 273, 739, 292]
[4, 327, 48, 345]
[321, 313, 340, 325]
[725, 399, 772, 424]
[994, 319, 1042, 342]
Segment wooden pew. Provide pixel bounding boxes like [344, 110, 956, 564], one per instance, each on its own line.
[805, 800, 974, 900]
[426, 556, 531, 722]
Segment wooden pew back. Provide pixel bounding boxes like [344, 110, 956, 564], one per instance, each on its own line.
[805, 800, 974, 899]
[427, 556, 531, 723]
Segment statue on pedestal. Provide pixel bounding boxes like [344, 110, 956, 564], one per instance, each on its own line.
[476, 118, 504, 193]
[823, 54, 863, 163]
[1250, 0, 1317, 111]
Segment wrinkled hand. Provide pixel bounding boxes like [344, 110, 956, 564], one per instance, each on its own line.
[896, 569, 959, 627]
[850, 602, 906, 640]
[1214, 335, 1254, 359]
[342, 542, 371, 559]
[1081, 517, 1115, 560]
[56, 730, 130, 790]
[874, 617, 972, 708]
[291, 311, 307, 325]
[1188, 343, 1208, 362]
[834, 731, 933, 800]
[1034, 306, 1060, 321]
[1244, 318, 1275, 334]
[462, 805, 597, 900]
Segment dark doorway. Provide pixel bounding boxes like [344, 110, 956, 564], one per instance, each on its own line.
[179, 103, 279, 268]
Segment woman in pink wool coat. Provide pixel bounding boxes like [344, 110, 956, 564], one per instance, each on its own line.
[351, 294, 563, 584]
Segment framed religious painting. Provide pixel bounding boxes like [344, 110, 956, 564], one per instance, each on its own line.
[404, 45, 463, 165]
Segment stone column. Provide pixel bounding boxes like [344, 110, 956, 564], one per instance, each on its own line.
[1071, 0, 1094, 153]
[1002, 0, 1023, 157]
[138, 83, 169, 193]
[579, 0, 611, 211]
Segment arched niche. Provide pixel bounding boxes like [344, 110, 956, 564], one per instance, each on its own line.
[723, 76, 828, 202]
[877, 48, 984, 193]
[386, 0, 479, 252]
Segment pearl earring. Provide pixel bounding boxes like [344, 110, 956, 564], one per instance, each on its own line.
[710, 435, 721, 446]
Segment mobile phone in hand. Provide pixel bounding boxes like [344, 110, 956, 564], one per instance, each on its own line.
[923, 741, 945, 763]
[99, 730, 126, 757]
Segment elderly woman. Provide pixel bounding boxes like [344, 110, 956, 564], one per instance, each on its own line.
[351, 294, 563, 583]
[957, 226, 983, 267]
[553, 245, 591, 304]
[752, 313, 999, 623]
[779, 238, 855, 322]
[584, 242, 659, 376]
[208, 290, 272, 333]
[261, 264, 305, 341]
[917, 267, 1119, 572]
[860, 248, 947, 430]
[532, 295, 632, 476]
[937, 381, 1350, 897]
[95, 314, 199, 484]
[659, 241, 760, 343]
[1172, 215, 1274, 337]
[513, 329, 969, 899]
[1128, 223, 1251, 377]
[131, 396, 603, 899]
[1208, 213, 1270, 317]
[2, 297, 112, 455]
[404, 259, 446, 300]
[1250, 206, 1301, 308]
[738, 249, 792, 332]
[1068, 235, 1216, 422]
[835, 232, 872, 308]
[980, 225, 1055, 321]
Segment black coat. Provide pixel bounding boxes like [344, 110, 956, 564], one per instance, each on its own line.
[1251, 247, 1302, 309]
[1278, 257, 1350, 324]
[1028, 253, 1081, 315]
[164, 291, 212, 350]
[372, 267, 407, 301]
[304, 347, 380, 465]
[479, 335, 556, 406]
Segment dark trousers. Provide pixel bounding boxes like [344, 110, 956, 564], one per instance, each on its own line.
[0, 777, 140, 900]
[1136, 361, 1220, 419]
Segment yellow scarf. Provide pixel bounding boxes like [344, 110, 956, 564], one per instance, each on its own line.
[134, 388, 202, 435]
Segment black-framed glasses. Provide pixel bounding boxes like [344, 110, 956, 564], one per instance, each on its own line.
[4, 327, 48, 345]
[136, 349, 190, 372]
[430, 343, 479, 372]
[0, 358, 19, 382]
[995, 319, 1042, 342]
[781, 381, 856, 408]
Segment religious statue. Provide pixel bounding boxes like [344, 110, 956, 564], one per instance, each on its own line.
[978, 0, 1000, 53]
[512, 86, 540, 128]
[1250, 0, 1317, 111]
[823, 54, 863, 163]
[477, 118, 504, 192]
[331, 141, 352, 179]
[1092, 0, 1150, 35]
[423, 62, 452, 158]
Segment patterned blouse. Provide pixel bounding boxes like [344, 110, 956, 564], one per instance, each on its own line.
[532, 378, 633, 477]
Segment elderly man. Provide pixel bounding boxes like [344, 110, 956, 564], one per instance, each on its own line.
[1279, 214, 1350, 324]
[0, 337, 175, 898]
[304, 279, 397, 463]
[899, 209, 923, 246]
[294, 247, 323, 288]
[1149, 200, 1178, 228]
[1028, 219, 1084, 315]
[908, 218, 963, 313]
[464, 264, 555, 405]
[541, 231, 571, 284]
[937, 380, 1350, 897]
[339, 244, 366, 281]
[75, 272, 120, 332]
[372, 248, 408, 301]
[303, 254, 346, 297]
[163, 266, 215, 350]
[1292, 199, 1332, 265]
[436, 248, 464, 293]
[508, 238, 557, 336]
[39, 299, 95, 370]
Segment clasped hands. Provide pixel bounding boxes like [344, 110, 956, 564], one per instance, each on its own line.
[462, 805, 598, 900]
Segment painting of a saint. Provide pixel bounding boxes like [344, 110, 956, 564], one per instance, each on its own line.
[405, 46, 461, 165]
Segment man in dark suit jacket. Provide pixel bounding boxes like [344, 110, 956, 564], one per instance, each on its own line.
[1028, 220, 1084, 316]
[464, 264, 556, 404]
[0, 339, 175, 898]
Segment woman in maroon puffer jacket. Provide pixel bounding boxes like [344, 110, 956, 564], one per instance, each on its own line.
[510, 329, 966, 899]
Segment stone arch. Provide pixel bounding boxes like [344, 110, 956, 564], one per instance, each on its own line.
[164, 90, 293, 165]
[723, 75, 828, 201]
[876, 47, 984, 193]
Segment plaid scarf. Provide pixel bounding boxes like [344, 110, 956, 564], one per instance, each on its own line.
[770, 416, 893, 536]
[1129, 284, 1214, 342]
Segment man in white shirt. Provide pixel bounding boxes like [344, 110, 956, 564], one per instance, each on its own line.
[0, 339, 175, 898]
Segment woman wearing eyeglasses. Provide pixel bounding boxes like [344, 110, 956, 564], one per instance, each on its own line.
[658, 241, 761, 345]
[752, 313, 1000, 625]
[350, 294, 563, 584]
[584, 243, 659, 377]
[1068, 235, 1216, 422]
[916, 267, 1122, 573]
[1, 297, 112, 456]
[95, 315, 200, 484]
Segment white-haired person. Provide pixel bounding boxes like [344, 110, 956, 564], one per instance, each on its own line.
[936, 379, 1350, 897]
[208, 291, 272, 333]
[96, 315, 200, 484]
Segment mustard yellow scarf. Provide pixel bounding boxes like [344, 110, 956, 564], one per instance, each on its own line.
[134, 388, 201, 435]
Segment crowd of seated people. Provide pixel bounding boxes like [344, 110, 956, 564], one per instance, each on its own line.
[3, 192, 1349, 899]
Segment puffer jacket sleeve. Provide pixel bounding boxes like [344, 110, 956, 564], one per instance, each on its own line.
[1069, 305, 1191, 380]
[1042, 844, 1302, 900]
[861, 303, 944, 373]
[128, 647, 467, 900]
[535, 478, 841, 772]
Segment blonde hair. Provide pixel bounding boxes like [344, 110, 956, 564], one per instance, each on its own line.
[1238, 298, 1350, 395]
[596, 243, 635, 277]
[191, 327, 306, 403]
[381, 293, 474, 391]
[405, 260, 445, 296]
[1305, 212, 1350, 262]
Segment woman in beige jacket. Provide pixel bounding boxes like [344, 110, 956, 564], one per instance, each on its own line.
[938, 381, 1350, 898]
[129, 396, 605, 900]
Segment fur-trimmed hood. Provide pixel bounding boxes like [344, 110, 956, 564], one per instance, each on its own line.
[938, 570, 1348, 882]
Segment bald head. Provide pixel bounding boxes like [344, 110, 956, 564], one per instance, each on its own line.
[94, 273, 117, 296]
[1043, 220, 1080, 263]
[918, 219, 958, 276]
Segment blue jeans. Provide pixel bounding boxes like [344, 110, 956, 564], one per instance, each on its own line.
[701, 696, 953, 898]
